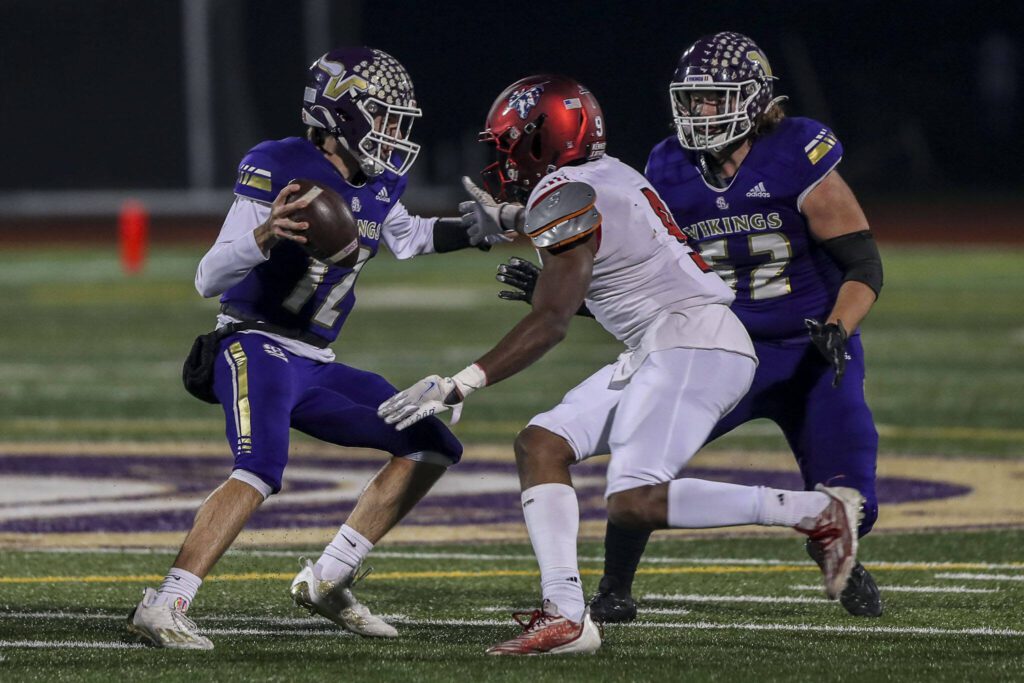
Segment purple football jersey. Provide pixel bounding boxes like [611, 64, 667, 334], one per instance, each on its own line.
[645, 117, 844, 341]
[224, 137, 407, 345]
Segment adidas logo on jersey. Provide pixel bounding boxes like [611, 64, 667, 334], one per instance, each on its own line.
[375, 187, 391, 203]
[746, 182, 771, 198]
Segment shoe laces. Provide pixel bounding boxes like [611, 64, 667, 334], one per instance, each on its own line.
[168, 607, 201, 635]
[511, 609, 556, 633]
[352, 564, 374, 586]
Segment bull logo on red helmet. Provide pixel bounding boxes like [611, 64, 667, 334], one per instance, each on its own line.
[502, 84, 545, 119]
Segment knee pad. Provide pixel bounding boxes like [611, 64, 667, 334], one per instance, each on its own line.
[400, 450, 457, 468]
[230, 468, 275, 499]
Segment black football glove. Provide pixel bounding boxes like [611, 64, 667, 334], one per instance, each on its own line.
[805, 318, 849, 388]
[495, 256, 594, 318]
[496, 256, 540, 304]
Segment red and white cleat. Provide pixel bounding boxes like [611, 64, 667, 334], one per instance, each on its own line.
[486, 601, 602, 656]
[795, 484, 865, 600]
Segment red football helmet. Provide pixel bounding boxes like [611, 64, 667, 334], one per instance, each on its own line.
[479, 75, 607, 203]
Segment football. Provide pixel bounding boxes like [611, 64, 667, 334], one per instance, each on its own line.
[286, 179, 360, 268]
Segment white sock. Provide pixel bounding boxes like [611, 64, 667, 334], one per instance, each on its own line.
[666, 480, 831, 528]
[155, 568, 203, 612]
[521, 483, 585, 623]
[316, 524, 373, 583]
[757, 488, 830, 527]
[667, 479, 763, 528]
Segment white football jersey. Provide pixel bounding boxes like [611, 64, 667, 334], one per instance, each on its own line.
[525, 155, 754, 366]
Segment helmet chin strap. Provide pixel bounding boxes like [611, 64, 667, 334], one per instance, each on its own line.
[698, 137, 750, 188]
[322, 133, 369, 185]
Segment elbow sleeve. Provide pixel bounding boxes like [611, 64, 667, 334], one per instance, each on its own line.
[432, 217, 473, 253]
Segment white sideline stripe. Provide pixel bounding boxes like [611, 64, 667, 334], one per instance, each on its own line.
[790, 583, 999, 594]
[0, 640, 145, 650]
[643, 593, 830, 605]
[935, 573, 1024, 582]
[24, 547, 1024, 571]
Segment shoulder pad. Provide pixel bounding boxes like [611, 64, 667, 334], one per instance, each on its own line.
[234, 138, 316, 203]
[524, 181, 601, 250]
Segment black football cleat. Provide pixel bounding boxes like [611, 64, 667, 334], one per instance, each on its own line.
[587, 575, 638, 624]
[806, 539, 883, 617]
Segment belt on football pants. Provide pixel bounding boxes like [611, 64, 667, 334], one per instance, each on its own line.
[218, 304, 331, 349]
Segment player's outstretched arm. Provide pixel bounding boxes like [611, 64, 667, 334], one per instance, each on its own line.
[378, 237, 596, 431]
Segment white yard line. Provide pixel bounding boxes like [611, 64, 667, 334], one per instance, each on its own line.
[643, 593, 830, 605]
[23, 547, 1024, 572]
[790, 583, 998, 594]
[935, 573, 1024, 582]
[480, 606, 693, 616]
[633, 622, 1024, 637]
[0, 640, 145, 650]
[4, 614, 1019, 647]
[0, 612, 406, 625]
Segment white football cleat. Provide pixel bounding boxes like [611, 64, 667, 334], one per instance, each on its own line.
[795, 484, 865, 600]
[486, 601, 602, 656]
[289, 558, 397, 638]
[126, 587, 213, 650]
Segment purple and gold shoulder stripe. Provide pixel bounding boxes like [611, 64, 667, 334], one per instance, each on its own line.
[804, 129, 839, 165]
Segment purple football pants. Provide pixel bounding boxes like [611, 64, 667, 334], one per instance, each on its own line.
[708, 334, 879, 535]
[211, 332, 462, 493]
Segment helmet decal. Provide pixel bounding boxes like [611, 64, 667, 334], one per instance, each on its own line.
[316, 58, 369, 101]
[502, 85, 546, 119]
[746, 50, 772, 79]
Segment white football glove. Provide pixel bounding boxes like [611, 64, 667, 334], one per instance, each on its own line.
[377, 365, 487, 431]
[459, 176, 523, 247]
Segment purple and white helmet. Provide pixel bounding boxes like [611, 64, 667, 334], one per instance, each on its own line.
[301, 47, 422, 177]
[670, 32, 780, 151]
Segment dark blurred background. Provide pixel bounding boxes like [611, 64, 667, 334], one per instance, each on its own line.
[1, 0, 1022, 223]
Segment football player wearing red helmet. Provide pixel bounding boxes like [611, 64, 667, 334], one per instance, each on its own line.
[380, 74, 864, 655]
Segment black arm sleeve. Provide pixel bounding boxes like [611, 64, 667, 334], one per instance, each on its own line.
[433, 217, 489, 253]
[820, 230, 884, 298]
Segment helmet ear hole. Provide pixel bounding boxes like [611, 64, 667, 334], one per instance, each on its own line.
[530, 131, 544, 160]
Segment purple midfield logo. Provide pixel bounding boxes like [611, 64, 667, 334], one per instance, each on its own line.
[503, 85, 544, 119]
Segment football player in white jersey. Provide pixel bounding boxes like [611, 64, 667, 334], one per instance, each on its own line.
[378, 75, 864, 656]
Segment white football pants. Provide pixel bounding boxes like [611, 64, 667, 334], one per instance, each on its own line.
[529, 347, 755, 496]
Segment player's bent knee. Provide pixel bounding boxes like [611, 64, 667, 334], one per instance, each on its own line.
[607, 486, 664, 530]
[514, 426, 575, 471]
[229, 469, 275, 500]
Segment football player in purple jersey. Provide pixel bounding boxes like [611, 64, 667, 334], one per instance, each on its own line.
[127, 47, 488, 650]
[495, 32, 884, 620]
